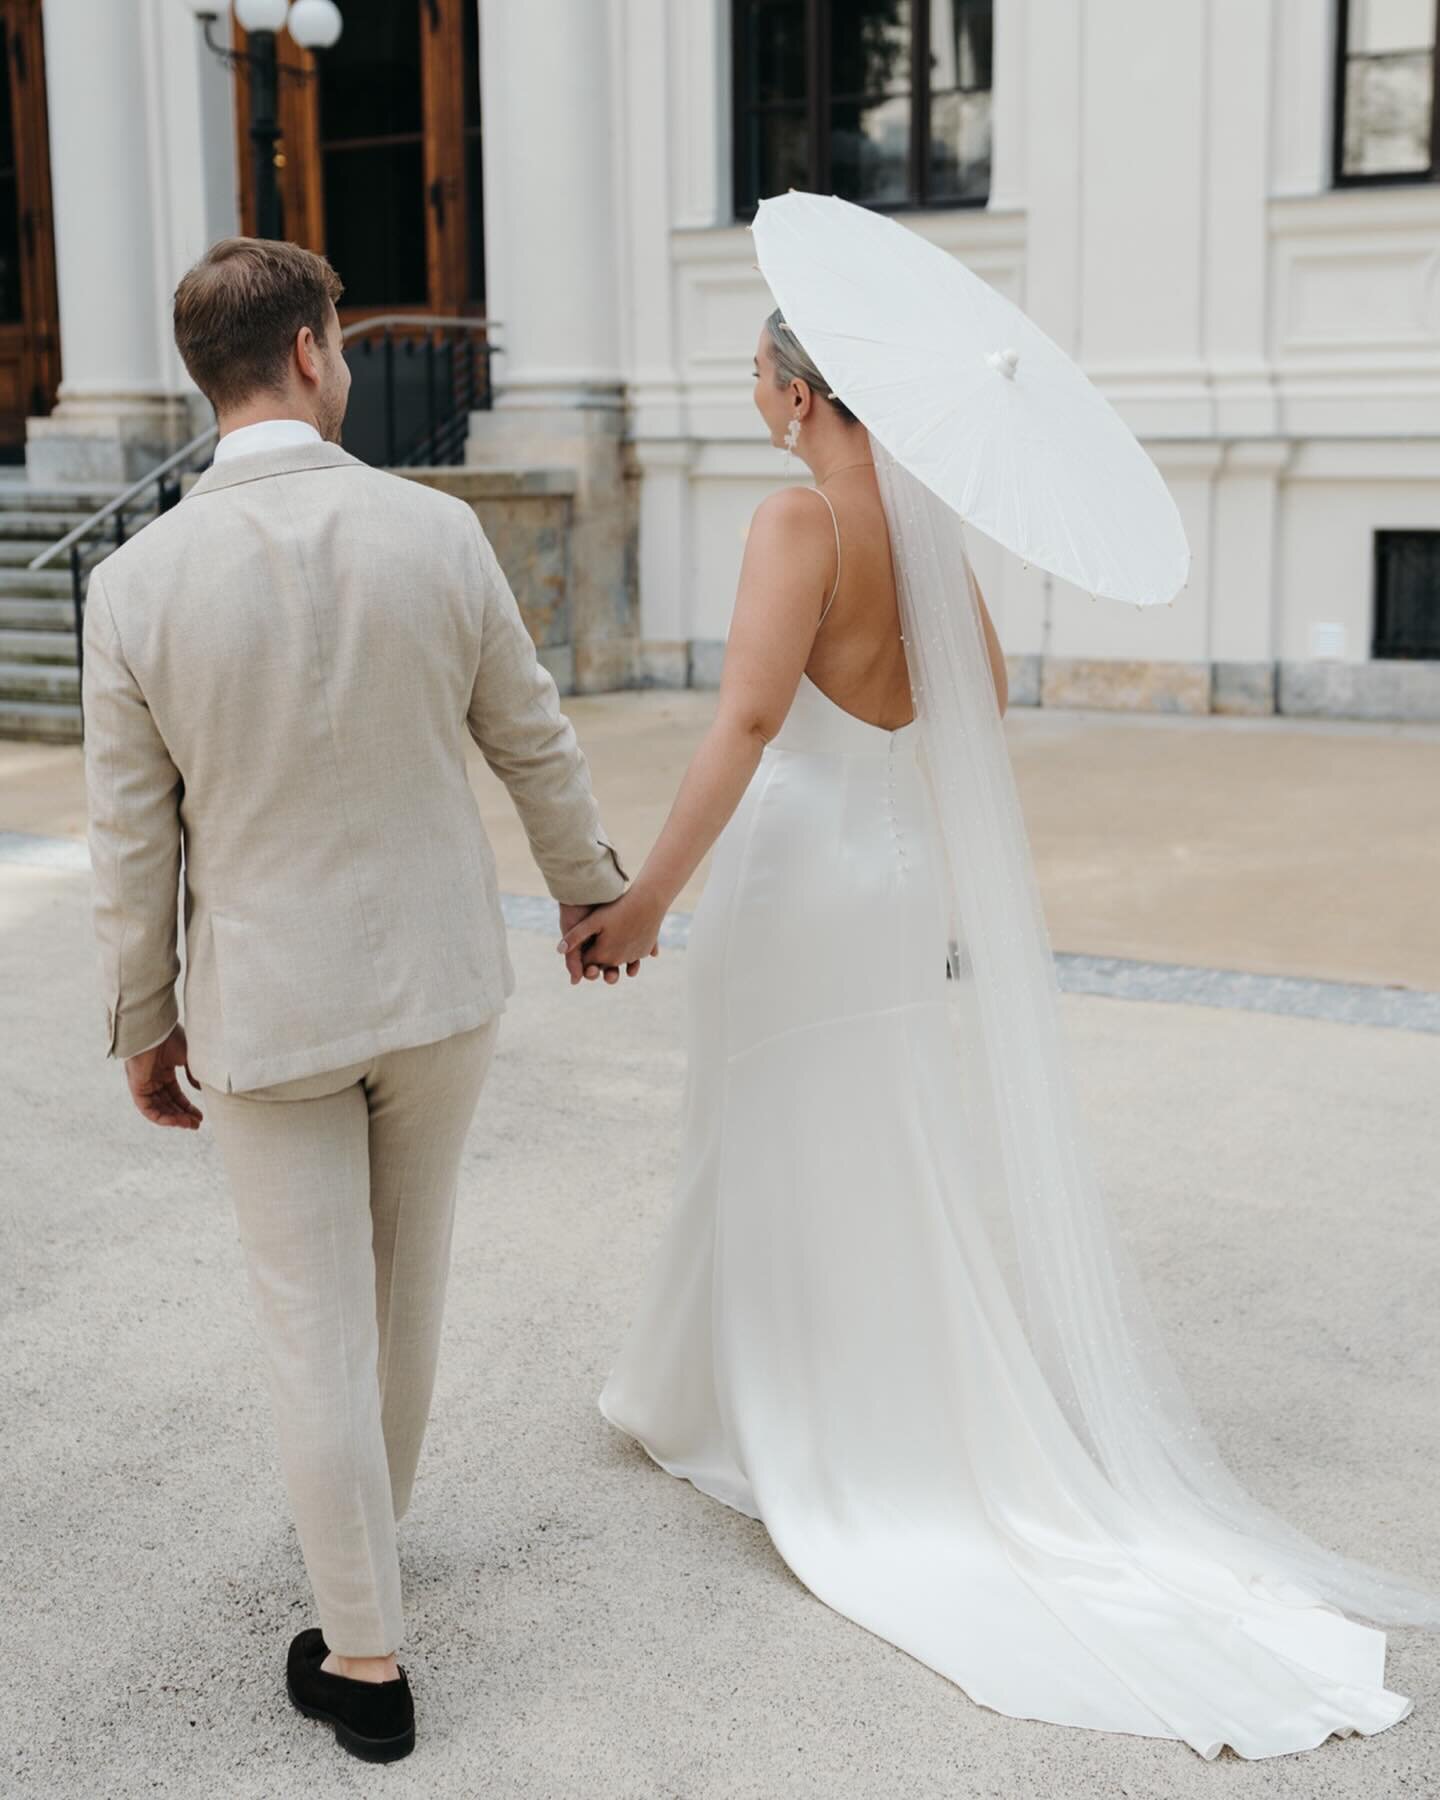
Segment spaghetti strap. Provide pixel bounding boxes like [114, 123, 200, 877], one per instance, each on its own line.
[807, 486, 842, 629]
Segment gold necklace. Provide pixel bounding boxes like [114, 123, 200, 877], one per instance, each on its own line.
[817, 461, 875, 488]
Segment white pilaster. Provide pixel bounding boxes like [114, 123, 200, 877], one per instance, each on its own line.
[477, 0, 624, 406]
[28, 0, 238, 483]
[472, 0, 637, 688]
[1204, 0, 1279, 438]
[987, 0, 1027, 214]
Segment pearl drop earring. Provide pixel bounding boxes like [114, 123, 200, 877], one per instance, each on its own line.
[783, 417, 801, 470]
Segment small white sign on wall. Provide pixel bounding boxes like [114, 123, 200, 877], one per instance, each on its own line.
[1309, 621, 1348, 659]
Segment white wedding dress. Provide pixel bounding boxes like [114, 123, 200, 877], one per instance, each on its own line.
[599, 467, 1429, 1760]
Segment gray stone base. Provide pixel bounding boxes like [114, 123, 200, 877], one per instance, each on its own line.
[399, 466, 578, 692]
[26, 393, 195, 486]
[637, 641, 689, 689]
[1279, 658, 1440, 722]
[687, 639, 727, 690]
[1041, 656, 1213, 715]
[1004, 652, 1041, 708]
[466, 401, 637, 695]
[1212, 661, 1278, 715]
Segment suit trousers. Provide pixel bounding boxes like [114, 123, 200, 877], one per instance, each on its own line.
[203, 1019, 500, 1655]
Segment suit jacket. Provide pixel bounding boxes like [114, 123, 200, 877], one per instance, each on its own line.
[82, 439, 627, 1094]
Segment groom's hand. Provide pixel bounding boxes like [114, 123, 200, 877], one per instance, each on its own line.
[557, 903, 601, 985]
[125, 1024, 204, 1131]
[558, 890, 662, 984]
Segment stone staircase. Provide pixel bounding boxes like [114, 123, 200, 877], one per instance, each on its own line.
[0, 483, 159, 745]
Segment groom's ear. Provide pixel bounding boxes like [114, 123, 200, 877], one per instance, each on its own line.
[294, 324, 324, 385]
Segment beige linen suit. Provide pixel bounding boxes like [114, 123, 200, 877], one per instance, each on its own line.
[82, 439, 626, 1653]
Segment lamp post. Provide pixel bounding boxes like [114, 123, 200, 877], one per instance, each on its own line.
[183, 0, 344, 241]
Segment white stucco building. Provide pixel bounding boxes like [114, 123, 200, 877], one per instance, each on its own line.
[9, 0, 1440, 726]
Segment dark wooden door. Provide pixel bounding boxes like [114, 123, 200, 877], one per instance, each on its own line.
[234, 0, 484, 322]
[0, 0, 59, 462]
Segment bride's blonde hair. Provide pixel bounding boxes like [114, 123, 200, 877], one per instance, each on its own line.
[764, 308, 858, 424]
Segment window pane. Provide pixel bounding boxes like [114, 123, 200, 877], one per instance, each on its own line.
[1374, 531, 1440, 658]
[831, 0, 912, 99]
[929, 87, 990, 202]
[736, 106, 810, 211]
[929, 0, 992, 92]
[1342, 51, 1434, 174]
[737, 0, 807, 105]
[831, 95, 912, 204]
[318, 0, 423, 142]
[1340, 0, 1436, 176]
[1347, 0, 1434, 55]
[323, 143, 427, 306]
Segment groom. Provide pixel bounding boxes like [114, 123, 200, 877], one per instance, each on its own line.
[82, 237, 631, 1763]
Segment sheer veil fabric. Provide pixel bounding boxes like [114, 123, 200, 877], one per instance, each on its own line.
[871, 432, 1440, 1633]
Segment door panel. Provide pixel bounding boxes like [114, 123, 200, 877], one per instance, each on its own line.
[234, 0, 483, 322]
[0, 0, 59, 461]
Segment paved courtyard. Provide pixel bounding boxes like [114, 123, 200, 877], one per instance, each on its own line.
[4, 698, 1439, 1798]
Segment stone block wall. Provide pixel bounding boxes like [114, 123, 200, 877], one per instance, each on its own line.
[398, 467, 578, 693]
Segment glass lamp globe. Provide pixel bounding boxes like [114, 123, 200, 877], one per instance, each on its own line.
[287, 0, 343, 49]
[233, 0, 290, 32]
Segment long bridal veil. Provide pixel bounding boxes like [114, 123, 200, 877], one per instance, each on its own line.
[871, 434, 1440, 1630]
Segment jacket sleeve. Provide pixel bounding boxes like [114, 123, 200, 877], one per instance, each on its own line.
[463, 510, 629, 905]
[82, 572, 184, 1059]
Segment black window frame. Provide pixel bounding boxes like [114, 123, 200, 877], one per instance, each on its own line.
[730, 0, 992, 221]
[1373, 530, 1440, 659]
[1333, 0, 1440, 188]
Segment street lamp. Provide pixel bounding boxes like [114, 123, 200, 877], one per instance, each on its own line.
[182, 0, 344, 242]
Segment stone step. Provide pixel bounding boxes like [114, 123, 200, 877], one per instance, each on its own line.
[0, 628, 76, 665]
[0, 597, 75, 632]
[0, 539, 56, 566]
[0, 697, 82, 743]
[0, 658, 79, 704]
[0, 511, 98, 542]
[0, 482, 125, 512]
[0, 564, 79, 598]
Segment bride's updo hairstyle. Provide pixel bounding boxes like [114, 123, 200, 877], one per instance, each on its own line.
[764, 308, 859, 425]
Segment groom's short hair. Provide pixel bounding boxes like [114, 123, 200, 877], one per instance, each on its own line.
[174, 237, 345, 413]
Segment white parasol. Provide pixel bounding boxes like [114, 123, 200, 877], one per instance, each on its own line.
[752, 189, 1189, 607]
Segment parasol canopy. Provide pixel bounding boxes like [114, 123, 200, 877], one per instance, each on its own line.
[752, 190, 1189, 607]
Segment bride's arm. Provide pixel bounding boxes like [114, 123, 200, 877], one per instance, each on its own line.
[973, 576, 1008, 716]
[557, 488, 834, 977]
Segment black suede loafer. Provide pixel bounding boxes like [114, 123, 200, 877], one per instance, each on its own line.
[286, 1627, 416, 1763]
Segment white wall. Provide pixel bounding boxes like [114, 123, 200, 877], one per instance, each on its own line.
[37, 0, 1440, 701]
[621, 0, 1440, 707]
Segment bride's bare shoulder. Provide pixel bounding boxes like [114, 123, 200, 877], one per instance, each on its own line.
[748, 486, 828, 525]
[746, 485, 833, 554]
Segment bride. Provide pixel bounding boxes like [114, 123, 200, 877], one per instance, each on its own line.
[558, 309, 1438, 1759]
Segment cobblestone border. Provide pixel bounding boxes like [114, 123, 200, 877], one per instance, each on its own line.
[7, 832, 1437, 1036]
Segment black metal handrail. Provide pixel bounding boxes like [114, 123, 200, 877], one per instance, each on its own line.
[31, 313, 498, 723]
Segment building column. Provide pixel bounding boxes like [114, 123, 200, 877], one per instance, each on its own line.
[471, 0, 635, 691]
[27, 0, 237, 485]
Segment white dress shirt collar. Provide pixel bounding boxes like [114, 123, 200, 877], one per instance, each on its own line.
[212, 418, 324, 465]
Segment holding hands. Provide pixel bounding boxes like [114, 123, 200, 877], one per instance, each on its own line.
[558, 888, 665, 985]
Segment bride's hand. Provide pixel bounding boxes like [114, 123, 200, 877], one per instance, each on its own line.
[557, 887, 665, 984]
